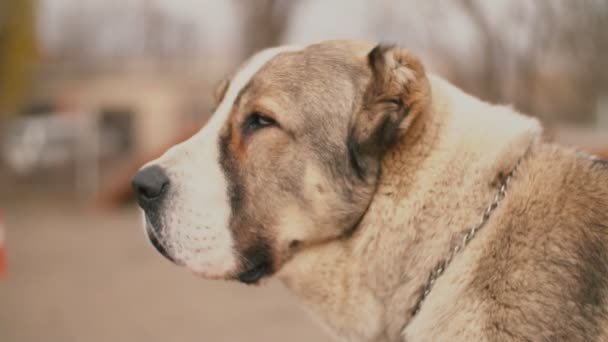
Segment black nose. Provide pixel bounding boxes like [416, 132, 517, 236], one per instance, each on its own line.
[132, 166, 170, 205]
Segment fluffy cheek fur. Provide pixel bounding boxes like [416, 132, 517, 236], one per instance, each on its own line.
[267, 163, 376, 269]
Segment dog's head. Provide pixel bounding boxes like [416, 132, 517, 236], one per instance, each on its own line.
[132, 41, 430, 284]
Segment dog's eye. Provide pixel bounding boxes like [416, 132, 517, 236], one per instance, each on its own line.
[242, 112, 277, 135]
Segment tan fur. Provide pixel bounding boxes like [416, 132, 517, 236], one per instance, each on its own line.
[277, 71, 549, 341]
[139, 40, 608, 341]
[274, 45, 608, 341]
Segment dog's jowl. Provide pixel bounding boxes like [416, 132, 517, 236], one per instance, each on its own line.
[133, 40, 608, 342]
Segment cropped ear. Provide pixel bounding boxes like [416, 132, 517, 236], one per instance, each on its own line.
[348, 44, 430, 180]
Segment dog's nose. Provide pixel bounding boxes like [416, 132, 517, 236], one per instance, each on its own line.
[132, 166, 170, 205]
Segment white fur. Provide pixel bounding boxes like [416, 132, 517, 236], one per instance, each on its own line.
[143, 45, 303, 278]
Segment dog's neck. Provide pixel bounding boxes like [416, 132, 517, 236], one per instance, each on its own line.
[277, 75, 542, 342]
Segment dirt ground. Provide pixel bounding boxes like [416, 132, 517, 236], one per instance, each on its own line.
[0, 189, 334, 342]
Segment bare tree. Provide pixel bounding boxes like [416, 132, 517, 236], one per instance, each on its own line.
[460, 0, 505, 104]
[434, 0, 608, 124]
[235, 0, 299, 59]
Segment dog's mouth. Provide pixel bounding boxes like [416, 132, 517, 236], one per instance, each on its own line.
[145, 217, 176, 263]
[237, 261, 272, 285]
[147, 229, 175, 262]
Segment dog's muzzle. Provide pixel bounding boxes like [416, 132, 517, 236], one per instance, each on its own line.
[132, 166, 175, 262]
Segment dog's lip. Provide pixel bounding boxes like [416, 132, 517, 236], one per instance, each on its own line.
[145, 217, 176, 263]
[237, 261, 272, 285]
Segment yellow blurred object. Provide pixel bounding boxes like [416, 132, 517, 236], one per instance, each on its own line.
[0, 0, 38, 118]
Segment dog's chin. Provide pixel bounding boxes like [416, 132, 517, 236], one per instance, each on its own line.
[183, 262, 271, 284]
[181, 256, 274, 284]
[180, 263, 239, 281]
[189, 269, 233, 281]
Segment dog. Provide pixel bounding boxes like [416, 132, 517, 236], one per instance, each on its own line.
[132, 40, 608, 341]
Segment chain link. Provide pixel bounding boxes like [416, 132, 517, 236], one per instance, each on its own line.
[408, 156, 524, 320]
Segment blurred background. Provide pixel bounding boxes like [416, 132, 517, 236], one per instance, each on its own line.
[0, 0, 607, 341]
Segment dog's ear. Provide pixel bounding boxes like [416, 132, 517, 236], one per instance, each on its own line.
[348, 44, 430, 180]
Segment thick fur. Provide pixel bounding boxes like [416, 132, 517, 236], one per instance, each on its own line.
[137, 40, 608, 341]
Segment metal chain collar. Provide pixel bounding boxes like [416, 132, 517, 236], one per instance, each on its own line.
[406, 153, 527, 322]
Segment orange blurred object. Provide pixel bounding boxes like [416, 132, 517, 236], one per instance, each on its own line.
[0, 213, 6, 278]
